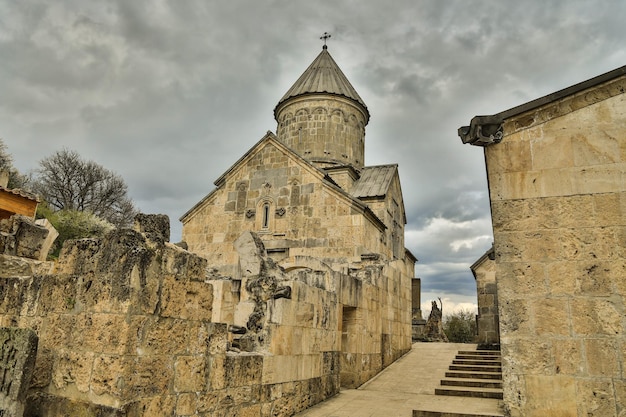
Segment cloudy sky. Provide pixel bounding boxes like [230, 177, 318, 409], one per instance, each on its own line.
[1, 1, 624, 316]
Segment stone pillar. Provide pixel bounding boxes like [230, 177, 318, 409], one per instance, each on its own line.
[411, 279, 426, 341]
[0, 327, 38, 417]
[411, 278, 423, 321]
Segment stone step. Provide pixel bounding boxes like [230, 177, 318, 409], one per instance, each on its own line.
[413, 411, 504, 417]
[457, 350, 501, 356]
[445, 370, 502, 380]
[441, 378, 503, 389]
[449, 364, 501, 373]
[452, 359, 501, 366]
[435, 386, 504, 400]
[455, 354, 501, 361]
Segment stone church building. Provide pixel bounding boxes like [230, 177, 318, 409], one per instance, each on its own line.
[180, 44, 415, 282]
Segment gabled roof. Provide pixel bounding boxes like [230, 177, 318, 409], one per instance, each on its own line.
[180, 131, 386, 232]
[351, 164, 398, 199]
[470, 245, 495, 279]
[274, 46, 369, 122]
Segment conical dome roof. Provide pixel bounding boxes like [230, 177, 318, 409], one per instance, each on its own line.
[274, 46, 369, 122]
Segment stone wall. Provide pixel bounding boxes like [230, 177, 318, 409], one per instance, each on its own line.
[471, 247, 499, 348]
[484, 76, 626, 416]
[0, 215, 410, 416]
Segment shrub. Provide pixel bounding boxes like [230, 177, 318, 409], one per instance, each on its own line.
[443, 309, 477, 343]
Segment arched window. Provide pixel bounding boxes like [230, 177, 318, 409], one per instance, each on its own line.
[262, 202, 270, 229]
[256, 198, 274, 233]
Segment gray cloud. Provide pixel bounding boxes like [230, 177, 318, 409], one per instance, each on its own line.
[1, 0, 625, 311]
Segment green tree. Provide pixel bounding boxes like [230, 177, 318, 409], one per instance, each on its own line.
[0, 138, 30, 189]
[37, 204, 114, 258]
[32, 149, 137, 227]
[443, 309, 477, 343]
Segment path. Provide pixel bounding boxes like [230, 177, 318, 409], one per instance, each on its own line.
[295, 342, 503, 417]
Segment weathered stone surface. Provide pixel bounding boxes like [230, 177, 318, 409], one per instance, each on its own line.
[0, 254, 53, 278]
[0, 327, 38, 417]
[0, 215, 50, 261]
[422, 300, 448, 342]
[480, 74, 626, 416]
[133, 213, 170, 245]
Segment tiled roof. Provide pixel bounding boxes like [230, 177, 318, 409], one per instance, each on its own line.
[351, 164, 397, 199]
[275, 46, 369, 119]
[0, 185, 39, 202]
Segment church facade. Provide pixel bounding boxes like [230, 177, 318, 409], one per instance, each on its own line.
[180, 44, 416, 391]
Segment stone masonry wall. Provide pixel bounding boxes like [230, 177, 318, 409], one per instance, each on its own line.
[472, 251, 499, 348]
[182, 140, 387, 271]
[275, 96, 367, 170]
[485, 77, 626, 416]
[0, 215, 410, 416]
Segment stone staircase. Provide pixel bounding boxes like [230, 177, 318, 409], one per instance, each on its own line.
[435, 350, 503, 400]
[413, 349, 504, 417]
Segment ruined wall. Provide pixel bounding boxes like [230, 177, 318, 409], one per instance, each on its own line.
[0, 215, 410, 416]
[485, 77, 626, 416]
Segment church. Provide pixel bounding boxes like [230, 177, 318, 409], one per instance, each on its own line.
[180, 43, 416, 282]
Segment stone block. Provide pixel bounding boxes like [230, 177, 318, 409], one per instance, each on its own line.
[523, 374, 577, 417]
[14, 217, 49, 260]
[593, 192, 625, 226]
[533, 298, 571, 336]
[502, 339, 553, 375]
[553, 339, 582, 376]
[134, 213, 170, 244]
[530, 133, 574, 170]
[80, 313, 130, 355]
[127, 355, 173, 398]
[176, 392, 198, 415]
[131, 316, 190, 356]
[584, 338, 619, 377]
[0, 327, 38, 417]
[0, 254, 53, 278]
[576, 378, 617, 417]
[488, 138, 533, 172]
[51, 349, 94, 393]
[175, 355, 207, 393]
[573, 163, 626, 195]
[573, 260, 617, 296]
[159, 275, 213, 321]
[497, 262, 547, 298]
[571, 298, 622, 336]
[224, 353, 262, 388]
[90, 354, 127, 398]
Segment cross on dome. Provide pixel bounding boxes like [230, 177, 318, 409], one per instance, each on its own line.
[320, 32, 331, 49]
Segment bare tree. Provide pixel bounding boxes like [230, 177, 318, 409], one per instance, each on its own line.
[33, 149, 137, 227]
[0, 138, 30, 189]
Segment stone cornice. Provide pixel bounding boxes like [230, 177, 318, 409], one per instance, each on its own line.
[459, 65, 626, 146]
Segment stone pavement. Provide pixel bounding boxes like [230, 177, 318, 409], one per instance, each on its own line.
[295, 342, 504, 417]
